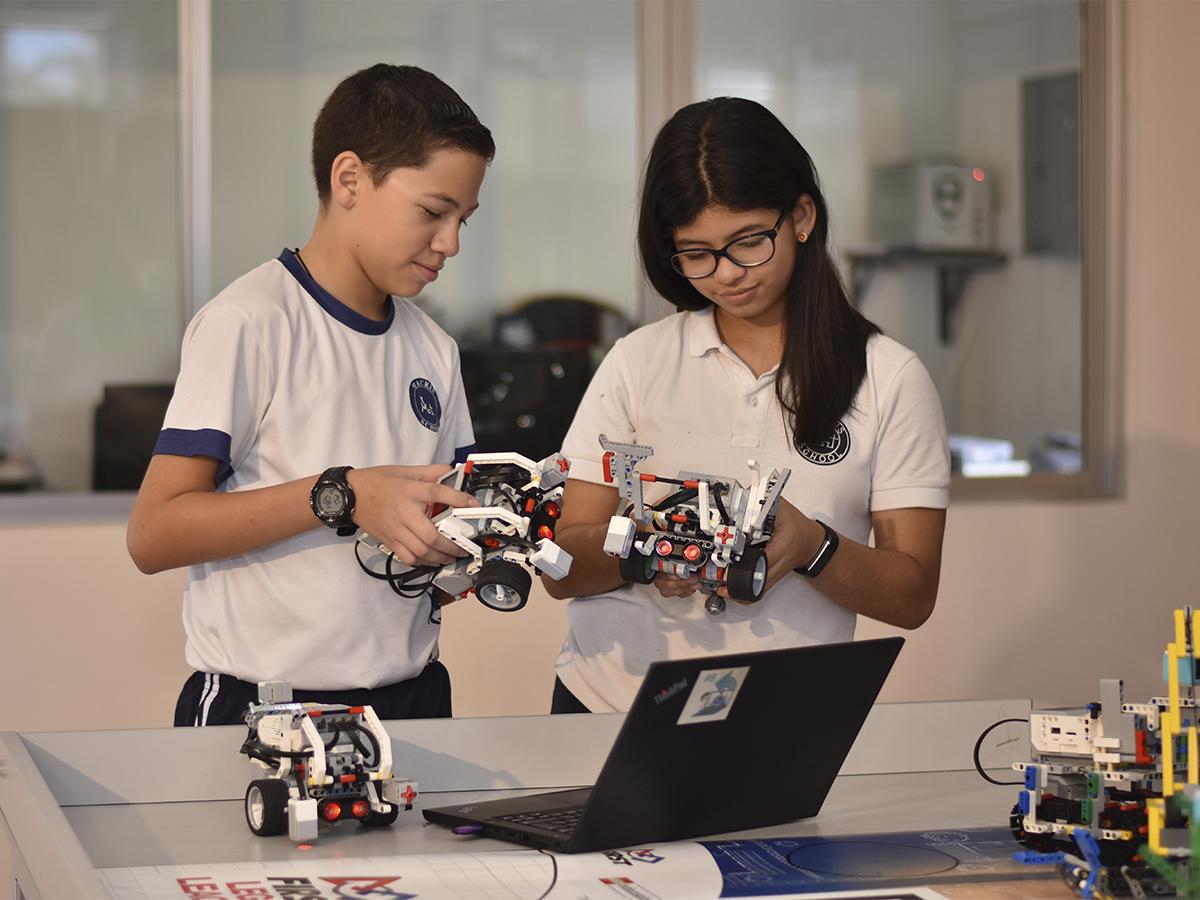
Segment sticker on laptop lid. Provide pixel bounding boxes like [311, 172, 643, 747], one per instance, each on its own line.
[676, 666, 749, 724]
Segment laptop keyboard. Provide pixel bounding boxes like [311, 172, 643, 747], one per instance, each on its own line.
[494, 807, 583, 835]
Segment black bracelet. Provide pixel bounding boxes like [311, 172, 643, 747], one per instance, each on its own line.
[797, 520, 839, 578]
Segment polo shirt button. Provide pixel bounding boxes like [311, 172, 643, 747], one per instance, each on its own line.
[750, 397, 759, 406]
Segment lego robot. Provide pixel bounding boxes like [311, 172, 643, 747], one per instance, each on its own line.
[598, 434, 790, 616]
[355, 451, 573, 612]
[1008, 607, 1200, 897]
[239, 682, 417, 842]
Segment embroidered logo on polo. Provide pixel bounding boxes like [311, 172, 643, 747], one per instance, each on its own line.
[408, 378, 441, 432]
[799, 420, 851, 466]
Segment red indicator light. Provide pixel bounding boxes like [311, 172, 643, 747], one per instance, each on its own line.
[972, 167, 985, 182]
[656, 540, 673, 557]
[683, 544, 702, 561]
[351, 800, 370, 819]
[538, 525, 554, 539]
[322, 801, 343, 822]
[544, 501, 561, 518]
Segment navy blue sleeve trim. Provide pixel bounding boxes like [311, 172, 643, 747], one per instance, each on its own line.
[453, 444, 477, 465]
[154, 428, 235, 486]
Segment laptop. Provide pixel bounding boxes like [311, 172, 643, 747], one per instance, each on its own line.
[423, 637, 904, 852]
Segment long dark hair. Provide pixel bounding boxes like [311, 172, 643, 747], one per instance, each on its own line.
[638, 97, 878, 452]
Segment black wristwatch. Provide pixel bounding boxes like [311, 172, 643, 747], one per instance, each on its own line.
[311, 466, 358, 536]
[798, 520, 839, 578]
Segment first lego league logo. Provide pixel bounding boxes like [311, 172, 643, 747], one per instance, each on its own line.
[177, 875, 413, 899]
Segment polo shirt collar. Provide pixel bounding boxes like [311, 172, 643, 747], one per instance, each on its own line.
[686, 307, 723, 357]
[686, 306, 781, 380]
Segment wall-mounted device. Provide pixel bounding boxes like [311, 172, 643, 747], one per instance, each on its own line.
[870, 161, 994, 251]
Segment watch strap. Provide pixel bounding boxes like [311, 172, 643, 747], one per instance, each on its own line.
[799, 519, 838, 578]
[311, 465, 358, 536]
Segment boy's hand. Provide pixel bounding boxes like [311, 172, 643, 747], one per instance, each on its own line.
[348, 465, 479, 567]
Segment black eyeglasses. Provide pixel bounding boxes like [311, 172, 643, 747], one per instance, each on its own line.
[669, 210, 789, 279]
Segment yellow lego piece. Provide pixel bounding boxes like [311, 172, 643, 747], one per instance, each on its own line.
[1147, 797, 1167, 855]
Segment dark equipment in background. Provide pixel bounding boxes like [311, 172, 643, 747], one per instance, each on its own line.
[93, 383, 173, 490]
[462, 294, 631, 460]
[459, 349, 591, 460]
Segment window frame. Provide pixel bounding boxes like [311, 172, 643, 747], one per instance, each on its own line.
[0, 0, 1125, 521]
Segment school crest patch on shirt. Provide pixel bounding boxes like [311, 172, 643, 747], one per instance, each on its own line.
[799, 420, 851, 465]
[409, 378, 442, 432]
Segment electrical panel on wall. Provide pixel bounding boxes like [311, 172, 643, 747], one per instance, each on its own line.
[1023, 71, 1080, 256]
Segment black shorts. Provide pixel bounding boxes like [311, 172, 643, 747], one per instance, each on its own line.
[173, 660, 452, 726]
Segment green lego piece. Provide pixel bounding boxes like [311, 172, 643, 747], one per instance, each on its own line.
[1087, 772, 1101, 799]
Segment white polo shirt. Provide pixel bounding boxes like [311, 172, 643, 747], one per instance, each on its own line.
[556, 308, 949, 712]
[155, 250, 474, 690]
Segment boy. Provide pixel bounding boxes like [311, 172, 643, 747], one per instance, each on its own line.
[127, 64, 494, 726]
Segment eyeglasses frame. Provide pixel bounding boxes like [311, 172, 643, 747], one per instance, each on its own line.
[668, 209, 791, 279]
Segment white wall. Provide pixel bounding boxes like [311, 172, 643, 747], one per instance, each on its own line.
[0, 1, 183, 490]
[208, 0, 641, 340]
[0, 1, 1195, 724]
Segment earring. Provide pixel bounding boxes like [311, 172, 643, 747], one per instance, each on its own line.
[797, 232, 808, 244]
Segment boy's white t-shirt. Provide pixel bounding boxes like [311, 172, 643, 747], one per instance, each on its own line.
[556, 308, 950, 712]
[155, 250, 474, 690]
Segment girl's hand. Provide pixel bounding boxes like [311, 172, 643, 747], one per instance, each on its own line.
[652, 573, 702, 599]
[718, 498, 825, 602]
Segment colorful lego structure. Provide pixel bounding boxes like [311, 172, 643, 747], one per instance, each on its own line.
[239, 682, 417, 842]
[1009, 607, 1200, 897]
[356, 451, 573, 612]
[598, 434, 790, 615]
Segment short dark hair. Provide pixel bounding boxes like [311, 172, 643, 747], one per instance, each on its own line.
[311, 64, 495, 204]
[638, 98, 879, 451]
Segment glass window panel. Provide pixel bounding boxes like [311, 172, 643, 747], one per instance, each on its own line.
[695, 0, 1082, 479]
[210, 0, 640, 341]
[0, 1, 182, 492]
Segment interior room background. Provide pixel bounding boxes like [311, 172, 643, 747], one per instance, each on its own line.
[0, 0, 1194, 734]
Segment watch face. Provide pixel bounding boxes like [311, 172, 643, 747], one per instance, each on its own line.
[316, 484, 346, 516]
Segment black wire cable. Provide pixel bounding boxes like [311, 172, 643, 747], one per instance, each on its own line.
[710, 484, 733, 526]
[534, 848, 558, 900]
[973, 717, 1029, 785]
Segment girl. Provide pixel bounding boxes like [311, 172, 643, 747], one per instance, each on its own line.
[544, 97, 950, 713]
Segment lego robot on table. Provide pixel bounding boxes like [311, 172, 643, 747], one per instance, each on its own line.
[598, 434, 790, 616]
[355, 451, 573, 612]
[1009, 606, 1200, 898]
[239, 682, 417, 843]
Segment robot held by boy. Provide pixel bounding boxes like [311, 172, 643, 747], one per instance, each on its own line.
[355, 450, 573, 612]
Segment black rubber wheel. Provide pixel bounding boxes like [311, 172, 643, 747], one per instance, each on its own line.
[619, 534, 656, 585]
[245, 778, 290, 837]
[726, 547, 768, 602]
[475, 559, 531, 611]
[362, 803, 401, 828]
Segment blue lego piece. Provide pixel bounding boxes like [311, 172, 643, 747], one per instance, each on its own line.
[1025, 766, 1039, 790]
[1165, 652, 1196, 685]
[1072, 829, 1103, 898]
[1018, 790, 1032, 816]
[1014, 850, 1067, 865]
